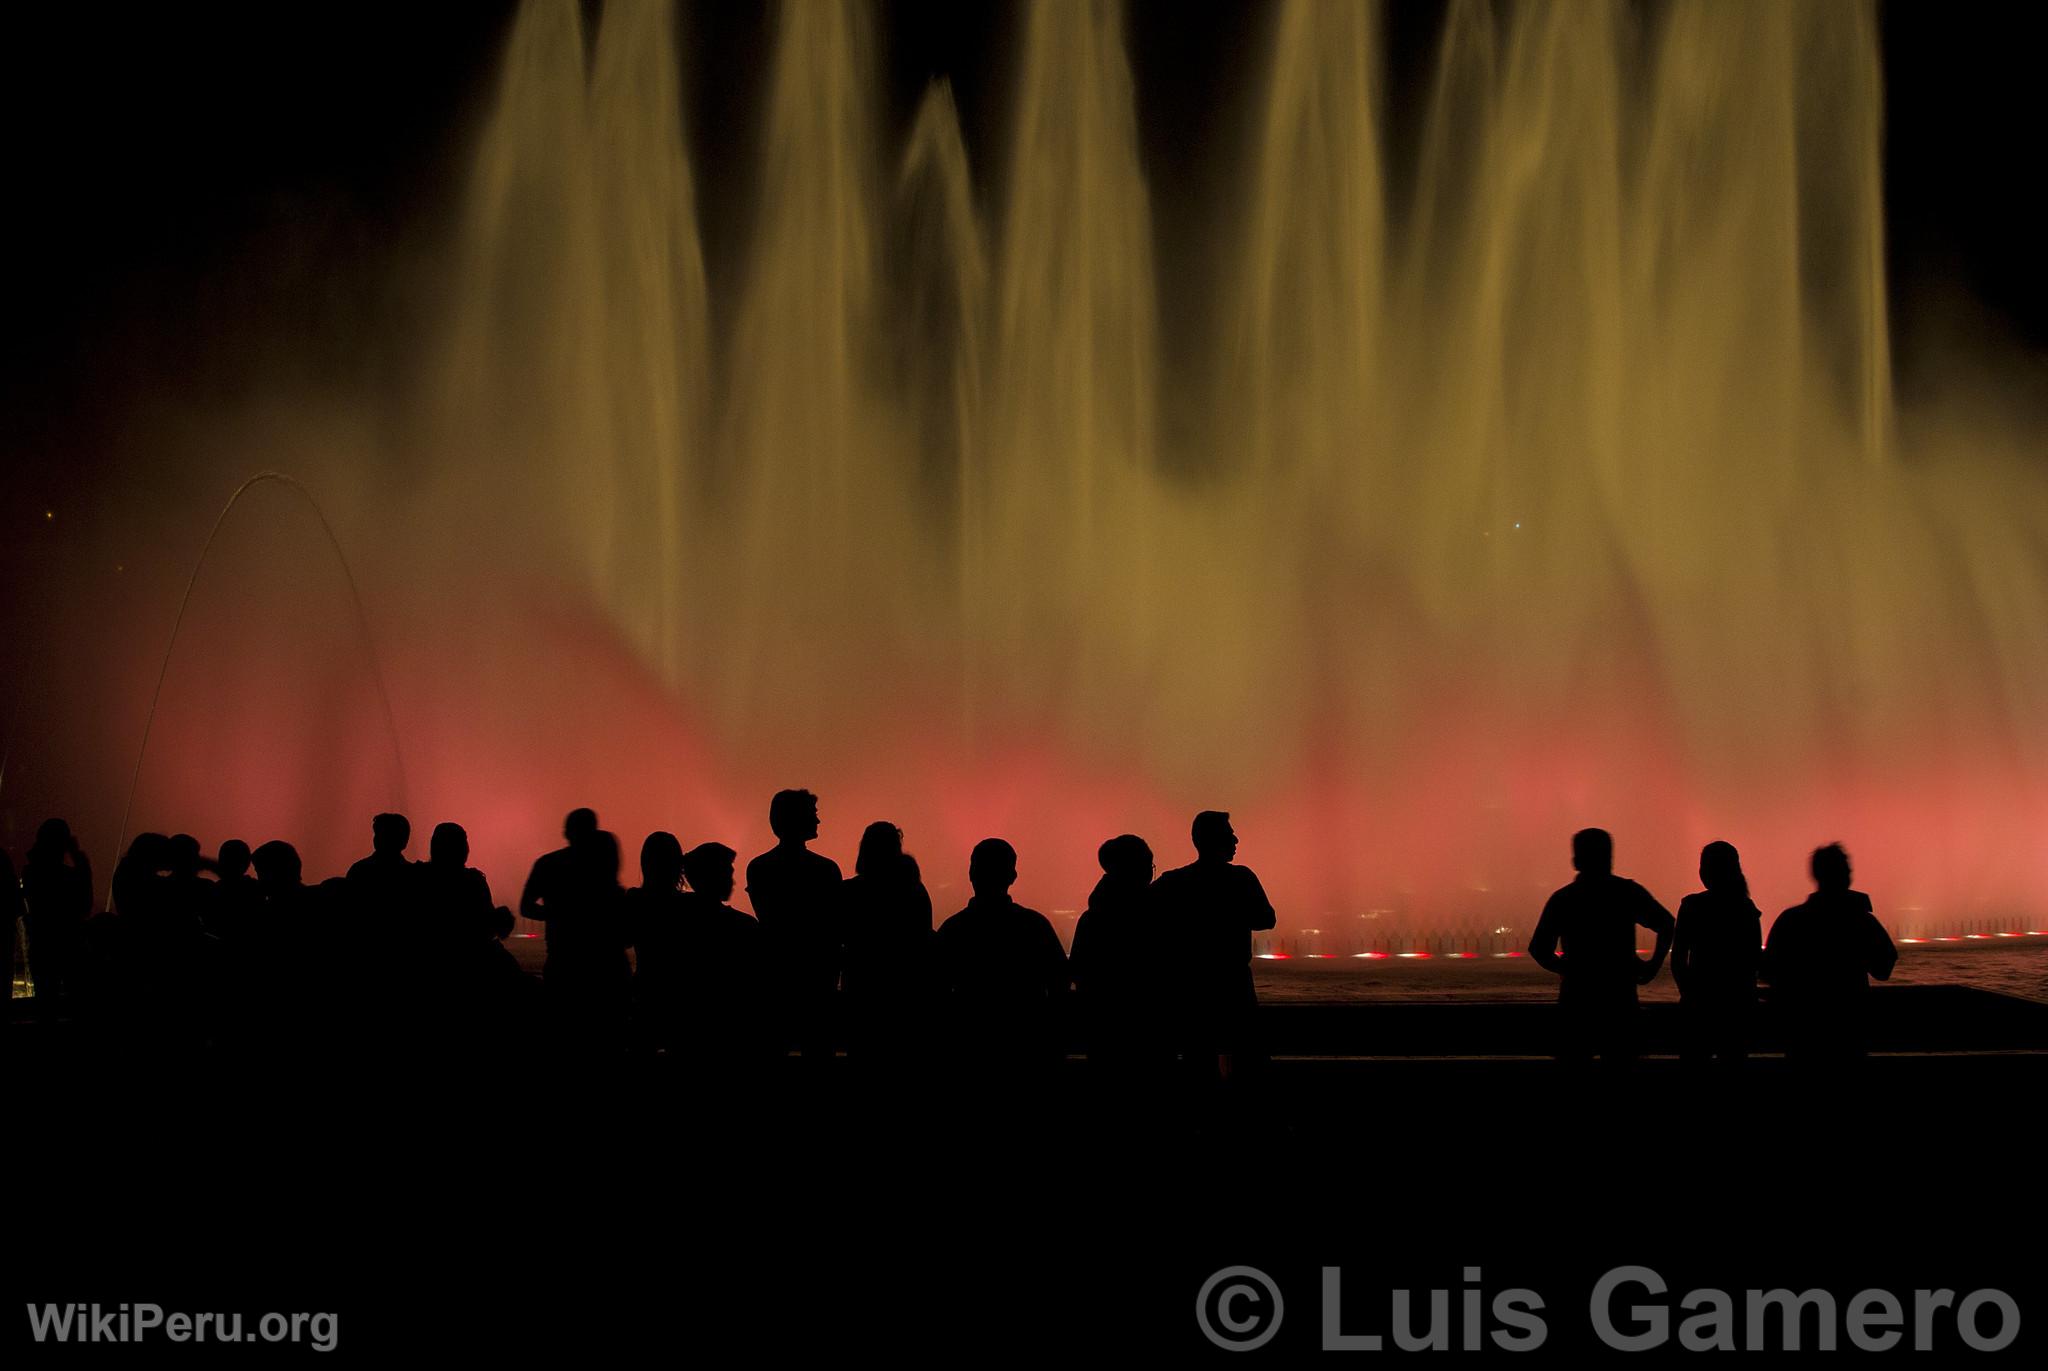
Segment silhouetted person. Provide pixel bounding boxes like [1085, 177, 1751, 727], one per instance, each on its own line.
[627, 831, 688, 1054]
[522, 809, 629, 1052]
[1671, 841, 1762, 1065]
[840, 821, 934, 1067]
[421, 822, 507, 951]
[676, 842, 771, 1065]
[21, 818, 92, 1002]
[418, 821, 524, 1045]
[164, 834, 215, 938]
[745, 789, 843, 1060]
[250, 840, 304, 909]
[1153, 812, 1276, 1081]
[1528, 828, 1674, 1064]
[245, 839, 337, 1054]
[1763, 844, 1897, 1063]
[1070, 833, 1159, 1070]
[345, 813, 426, 1040]
[935, 839, 1067, 1071]
[345, 812, 420, 922]
[108, 833, 174, 1014]
[207, 838, 263, 945]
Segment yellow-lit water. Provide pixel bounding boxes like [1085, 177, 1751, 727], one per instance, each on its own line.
[407, 0, 2044, 934]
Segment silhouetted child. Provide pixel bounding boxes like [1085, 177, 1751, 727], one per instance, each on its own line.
[935, 839, 1067, 1071]
[1153, 812, 1275, 1082]
[839, 821, 934, 1066]
[21, 818, 92, 1002]
[1762, 843, 1897, 1063]
[745, 789, 843, 1060]
[1070, 833, 1159, 1070]
[522, 809, 629, 1053]
[1671, 841, 1762, 1064]
[1527, 828, 1674, 1064]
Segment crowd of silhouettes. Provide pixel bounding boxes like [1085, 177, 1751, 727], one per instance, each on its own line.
[8, 801, 1899, 1074]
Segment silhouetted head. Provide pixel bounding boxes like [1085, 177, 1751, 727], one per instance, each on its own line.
[1810, 843, 1852, 892]
[769, 789, 820, 844]
[1571, 828, 1613, 877]
[1699, 841, 1747, 898]
[168, 833, 202, 878]
[1191, 811, 1237, 863]
[1098, 833, 1154, 884]
[124, 832, 173, 874]
[968, 838, 1018, 899]
[681, 842, 737, 903]
[217, 839, 252, 879]
[430, 823, 469, 868]
[371, 812, 411, 855]
[251, 840, 302, 886]
[563, 808, 599, 844]
[640, 831, 683, 893]
[29, 818, 76, 865]
[856, 821, 904, 879]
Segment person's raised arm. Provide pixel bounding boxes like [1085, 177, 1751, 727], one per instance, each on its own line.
[1527, 893, 1566, 975]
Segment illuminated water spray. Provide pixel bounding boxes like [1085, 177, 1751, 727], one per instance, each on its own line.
[416, 0, 2045, 934]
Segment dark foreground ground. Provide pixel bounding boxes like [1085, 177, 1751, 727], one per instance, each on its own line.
[9, 989, 2045, 1361]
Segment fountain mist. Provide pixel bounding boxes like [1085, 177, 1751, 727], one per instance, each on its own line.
[118, 0, 2048, 938]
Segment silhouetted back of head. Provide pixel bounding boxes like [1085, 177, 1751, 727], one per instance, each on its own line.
[217, 840, 252, 878]
[126, 833, 172, 874]
[430, 823, 469, 867]
[769, 788, 820, 843]
[681, 842, 736, 902]
[30, 818, 75, 865]
[252, 841, 302, 886]
[371, 812, 411, 855]
[564, 808, 599, 843]
[1699, 840, 1747, 897]
[169, 833, 202, 877]
[1098, 833, 1154, 883]
[1810, 843, 1852, 892]
[1191, 810, 1237, 862]
[856, 821, 904, 879]
[1571, 827, 1613, 876]
[640, 830, 683, 892]
[969, 838, 1018, 898]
